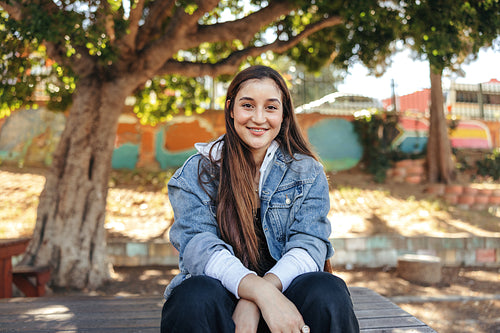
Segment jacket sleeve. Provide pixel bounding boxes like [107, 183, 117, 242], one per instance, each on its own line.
[284, 165, 334, 270]
[168, 156, 234, 275]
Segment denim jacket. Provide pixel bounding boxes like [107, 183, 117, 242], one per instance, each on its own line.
[163, 147, 334, 299]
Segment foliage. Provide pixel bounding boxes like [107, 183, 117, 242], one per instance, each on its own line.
[0, 11, 45, 117]
[0, 0, 406, 123]
[475, 149, 500, 181]
[352, 110, 398, 183]
[400, 0, 500, 74]
[352, 109, 431, 182]
[132, 75, 209, 125]
[284, 0, 402, 75]
[0, 1, 117, 117]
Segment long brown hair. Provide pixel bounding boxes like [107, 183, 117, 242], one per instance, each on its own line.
[208, 65, 317, 269]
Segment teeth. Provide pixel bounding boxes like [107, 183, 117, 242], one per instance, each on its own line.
[250, 128, 266, 132]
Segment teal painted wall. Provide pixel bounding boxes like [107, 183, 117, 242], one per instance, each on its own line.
[308, 118, 363, 171]
[111, 143, 140, 169]
[155, 127, 197, 169]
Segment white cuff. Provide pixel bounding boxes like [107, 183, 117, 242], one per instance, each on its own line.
[267, 248, 319, 292]
[204, 249, 256, 298]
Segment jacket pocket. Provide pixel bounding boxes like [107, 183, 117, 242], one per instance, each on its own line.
[267, 182, 304, 242]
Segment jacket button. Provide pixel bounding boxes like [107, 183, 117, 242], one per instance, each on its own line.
[285, 198, 291, 204]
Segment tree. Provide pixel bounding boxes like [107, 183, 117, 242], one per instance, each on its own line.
[391, 1, 500, 183]
[0, 0, 370, 290]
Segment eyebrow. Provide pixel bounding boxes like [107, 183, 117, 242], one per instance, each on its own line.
[238, 97, 282, 104]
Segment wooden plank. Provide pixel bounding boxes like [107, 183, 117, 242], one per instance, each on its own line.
[0, 309, 158, 323]
[361, 327, 437, 333]
[0, 327, 159, 333]
[0, 287, 436, 332]
[0, 318, 159, 330]
[355, 307, 412, 319]
[354, 301, 403, 311]
[359, 315, 428, 329]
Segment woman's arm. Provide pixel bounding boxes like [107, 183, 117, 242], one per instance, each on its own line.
[237, 273, 306, 333]
[232, 273, 283, 333]
[168, 156, 231, 275]
[285, 168, 334, 269]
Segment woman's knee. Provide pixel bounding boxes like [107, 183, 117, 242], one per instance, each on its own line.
[167, 275, 234, 309]
[286, 273, 359, 332]
[286, 272, 353, 307]
[161, 275, 236, 332]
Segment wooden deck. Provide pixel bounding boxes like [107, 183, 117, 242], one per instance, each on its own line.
[0, 287, 436, 332]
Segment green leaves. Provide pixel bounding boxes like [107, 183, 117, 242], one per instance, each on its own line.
[402, 0, 500, 73]
[132, 75, 210, 125]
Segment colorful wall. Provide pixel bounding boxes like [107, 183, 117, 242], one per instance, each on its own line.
[391, 116, 496, 154]
[0, 106, 498, 172]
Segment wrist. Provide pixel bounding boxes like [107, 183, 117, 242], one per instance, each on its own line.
[238, 273, 277, 306]
[263, 272, 283, 292]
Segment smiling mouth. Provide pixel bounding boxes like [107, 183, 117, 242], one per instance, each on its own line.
[248, 127, 268, 132]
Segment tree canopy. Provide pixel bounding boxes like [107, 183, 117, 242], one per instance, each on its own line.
[1, 0, 401, 121]
[400, 0, 500, 74]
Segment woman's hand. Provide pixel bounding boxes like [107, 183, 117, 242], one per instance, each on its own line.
[233, 299, 260, 333]
[238, 274, 306, 332]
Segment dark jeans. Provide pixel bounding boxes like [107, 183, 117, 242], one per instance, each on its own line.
[161, 272, 359, 332]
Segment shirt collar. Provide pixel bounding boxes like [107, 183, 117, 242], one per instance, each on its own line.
[195, 136, 279, 195]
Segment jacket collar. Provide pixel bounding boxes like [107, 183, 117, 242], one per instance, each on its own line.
[195, 135, 282, 195]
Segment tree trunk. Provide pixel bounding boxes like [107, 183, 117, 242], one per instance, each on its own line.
[426, 68, 455, 184]
[21, 75, 129, 290]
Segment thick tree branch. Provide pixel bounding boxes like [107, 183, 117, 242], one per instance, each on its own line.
[136, 0, 291, 78]
[135, 0, 220, 77]
[99, 1, 116, 42]
[162, 0, 220, 42]
[119, 0, 146, 52]
[158, 15, 343, 77]
[136, 0, 177, 50]
[193, 1, 293, 46]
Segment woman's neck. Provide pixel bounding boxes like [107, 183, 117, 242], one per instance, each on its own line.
[252, 151, 266, 170]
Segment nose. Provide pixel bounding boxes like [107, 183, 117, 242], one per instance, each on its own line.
[252, 106, 266, 124]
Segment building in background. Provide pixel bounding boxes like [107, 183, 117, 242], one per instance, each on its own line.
[295, 92, 382, 116]
[446, 79, 500, 121]
[383, 79, 500, 121]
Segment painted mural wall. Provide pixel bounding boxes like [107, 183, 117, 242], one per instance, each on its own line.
[391, 116, 495, 154]
[0, 106, 498, 172]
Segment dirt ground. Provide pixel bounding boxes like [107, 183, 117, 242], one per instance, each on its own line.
[1, 165, 499, 332]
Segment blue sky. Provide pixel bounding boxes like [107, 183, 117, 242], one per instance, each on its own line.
[338, 47, 500, 100]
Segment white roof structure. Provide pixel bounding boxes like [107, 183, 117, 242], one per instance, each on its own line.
[295, 92, 383, 115]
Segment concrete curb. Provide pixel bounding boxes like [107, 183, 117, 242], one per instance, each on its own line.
[106, 235, 500, 268]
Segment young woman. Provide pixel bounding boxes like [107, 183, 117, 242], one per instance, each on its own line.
[161, 65, 359, 333]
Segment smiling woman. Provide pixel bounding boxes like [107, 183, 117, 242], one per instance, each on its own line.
[160, 66, 359, 333]
[230, 78, 284, 166]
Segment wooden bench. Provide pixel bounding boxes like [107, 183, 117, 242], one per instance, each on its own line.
[0, 238, 31, 298]
[0, 287, 436, 332]
[12, 265, 51, 297]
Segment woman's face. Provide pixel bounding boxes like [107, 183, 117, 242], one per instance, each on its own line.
[231, 78, 284, 164]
